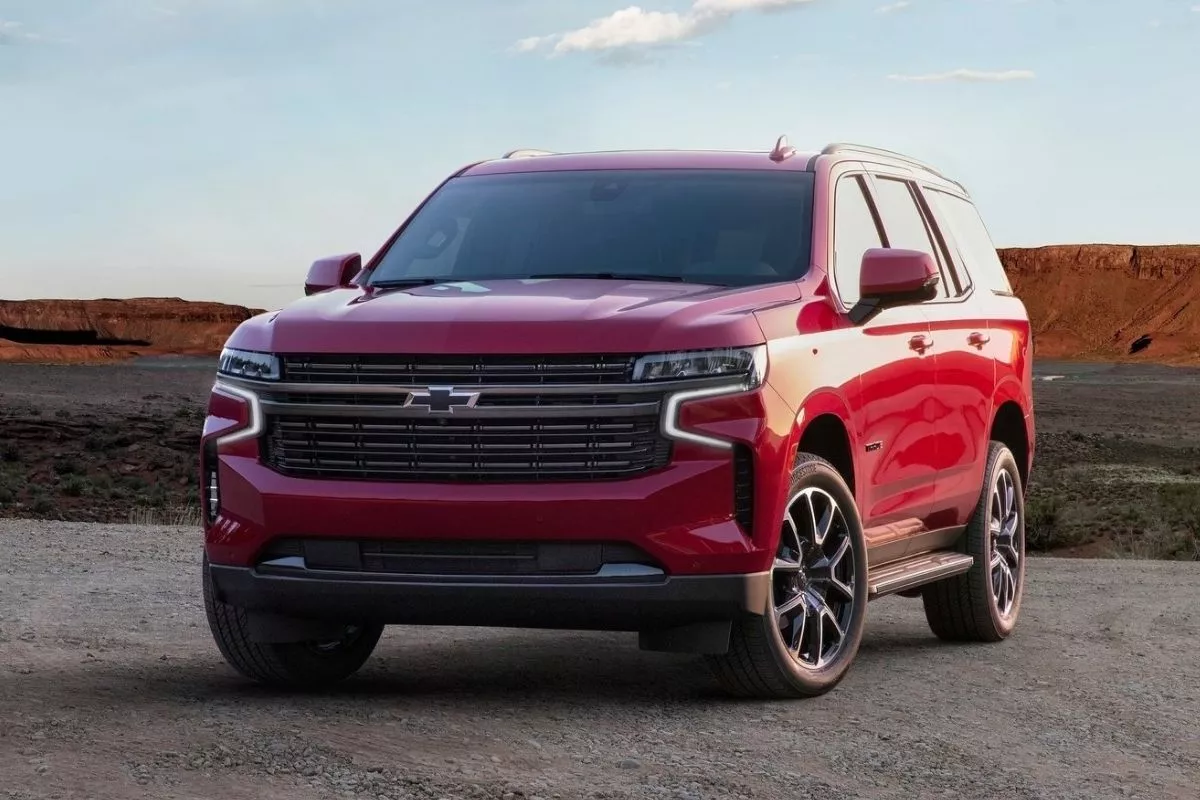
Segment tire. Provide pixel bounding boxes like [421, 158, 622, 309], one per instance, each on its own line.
[202, 556, 384, 690]
[922, 441, 1026, 642]
[706, 453, 869, 699]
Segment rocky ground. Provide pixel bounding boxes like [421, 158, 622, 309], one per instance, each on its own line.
[2, 520, 1199, 800]
[1, 357, 1198, 559]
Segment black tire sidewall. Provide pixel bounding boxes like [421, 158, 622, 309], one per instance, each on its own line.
[760, 456, 869, 693]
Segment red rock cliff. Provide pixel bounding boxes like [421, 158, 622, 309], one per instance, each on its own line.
[3, 247, 1199, 365]
[0, 298, 262, 363]
[999, 245, 1200, 364]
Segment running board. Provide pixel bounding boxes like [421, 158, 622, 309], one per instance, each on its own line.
[867, 551, 974, 599]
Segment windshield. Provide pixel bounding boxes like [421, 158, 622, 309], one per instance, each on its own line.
[366, 169, 815, 287]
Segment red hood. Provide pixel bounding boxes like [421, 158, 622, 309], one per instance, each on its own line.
[225, 279, 800, 355]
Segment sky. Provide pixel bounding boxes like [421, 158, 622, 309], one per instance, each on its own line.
[1, 0, 1198, 310]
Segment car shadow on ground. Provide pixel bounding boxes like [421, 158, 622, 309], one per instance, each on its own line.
[5, 617, 971, 709]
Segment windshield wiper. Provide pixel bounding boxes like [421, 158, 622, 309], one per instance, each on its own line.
[368, 278, 451, 290]
[528, 272, 689, 283]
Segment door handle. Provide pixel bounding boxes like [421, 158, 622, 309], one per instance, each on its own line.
[967, 331, 991, 348]
[908, 334, 933, 353]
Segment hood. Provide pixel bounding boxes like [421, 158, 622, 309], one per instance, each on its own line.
[226, 278, 801, 355]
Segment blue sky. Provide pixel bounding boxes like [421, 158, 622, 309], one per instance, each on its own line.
[1, 0, 1198, 309]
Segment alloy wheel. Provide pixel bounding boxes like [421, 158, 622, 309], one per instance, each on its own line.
[989, 469, 1022, 617]
[773, 487, 856, 669]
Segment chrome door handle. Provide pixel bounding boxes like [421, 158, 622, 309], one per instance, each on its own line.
[909, 334, 933, 352]
[967, 331, 991, 348]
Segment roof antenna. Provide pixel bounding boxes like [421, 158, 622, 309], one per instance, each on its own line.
[769, 135, 796, 163]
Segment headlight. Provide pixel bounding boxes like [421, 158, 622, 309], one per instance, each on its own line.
[217, 348, 280, 381]
[633, 345, 766, 387]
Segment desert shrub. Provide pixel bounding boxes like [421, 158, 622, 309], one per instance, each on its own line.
[128, 505, 202, 527]
[118, 474, 149, 492]
[61, 475, 88, 497]
[1024, 491, 1064, 551]
[53, 459, 82, 476]
[1158, 484, 1200, 533]
[30, 494, 54, 515]
[1110, 525, 1199, 561]
[1, 442, 19, 463]
[84, 432, 110, 452]
[0, 487, 14, 505]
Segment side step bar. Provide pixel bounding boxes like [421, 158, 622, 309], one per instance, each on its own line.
[867, 551, 974, 600]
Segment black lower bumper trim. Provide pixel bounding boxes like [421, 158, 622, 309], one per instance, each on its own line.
[208, 564, 770, 632]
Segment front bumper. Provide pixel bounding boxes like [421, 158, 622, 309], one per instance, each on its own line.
[208, 562, 770, 632]
[202, 380, 799, 578]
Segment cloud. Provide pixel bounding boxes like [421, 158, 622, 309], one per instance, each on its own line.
[876, 1, 911, 12]
[515, 0, 817, 58]
[887, 68, 1036, 83]
[0, 20, 43, 45]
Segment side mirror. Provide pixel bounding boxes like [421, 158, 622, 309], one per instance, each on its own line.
[848, 248, 940, 324]
[305, 253, 363, 296]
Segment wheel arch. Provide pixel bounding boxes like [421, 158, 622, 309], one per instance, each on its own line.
[789, 389, 859, 504]
[989, 387, 1031, 488]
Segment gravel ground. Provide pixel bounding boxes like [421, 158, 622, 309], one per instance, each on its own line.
[2, 521, 1198, 799]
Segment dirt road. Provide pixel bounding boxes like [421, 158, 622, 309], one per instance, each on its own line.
[2, 521, 1198, 799]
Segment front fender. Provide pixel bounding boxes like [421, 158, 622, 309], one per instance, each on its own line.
[774, 383, 862, 514]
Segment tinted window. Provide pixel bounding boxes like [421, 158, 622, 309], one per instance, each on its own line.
[368, 170, 815, 287]
[872, 177, 951, 299]
[927, 190, 1012, 293]
[832, 175, 883, 306]
[872, 177, 937, 255]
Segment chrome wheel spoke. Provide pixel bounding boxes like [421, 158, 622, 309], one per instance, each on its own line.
[783, 511, 804, 555]
[781, 607, 806, 654]
[776, 592, 807, 618]
[773, 486, 857, 671]
[987, 468, 1023, 618]
[804, 493, 821, 545]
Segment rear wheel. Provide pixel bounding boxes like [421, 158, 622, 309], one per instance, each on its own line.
[707, 454, 868, 698]
[922, 441, 1026, 642]
[203, 557, 383, 690]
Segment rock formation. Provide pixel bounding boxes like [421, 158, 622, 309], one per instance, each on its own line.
[2, 244, 1199, 364]
[0, 298, 262, 363]
[1000, 245, 1200, 364]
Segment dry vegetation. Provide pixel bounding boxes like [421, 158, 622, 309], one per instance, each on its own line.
[1, 359, 1199, 560]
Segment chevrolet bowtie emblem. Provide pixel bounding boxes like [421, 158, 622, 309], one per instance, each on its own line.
[405, 386, 481, 414]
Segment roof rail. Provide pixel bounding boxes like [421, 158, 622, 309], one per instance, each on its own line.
[502, 148, 556, 159]
[820, 142, 948, 178]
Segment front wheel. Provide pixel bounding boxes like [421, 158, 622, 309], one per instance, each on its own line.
[203, 557, 384, 690]
[706, 454, 869, 699]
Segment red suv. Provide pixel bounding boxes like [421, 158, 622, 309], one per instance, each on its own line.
[201, 138, 1034, 698]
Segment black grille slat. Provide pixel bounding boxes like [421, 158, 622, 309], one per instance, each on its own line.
[734, 445, 754, 535]
[259, 392, 643, 408]
[264, 414, 671, 482]
[281, 354, 636, 386]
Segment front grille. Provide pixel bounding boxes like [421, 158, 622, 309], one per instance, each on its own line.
[259, 390, 647, 408]
[259, 538, 661, 576]
[263, 414, 672, 482]
[281, 354, 636, 386]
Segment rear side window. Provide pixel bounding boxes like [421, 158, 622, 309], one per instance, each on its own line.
[927, 190, 1013, 294]
[831, 175, 884, 307]
[872, 177, 937, 254]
